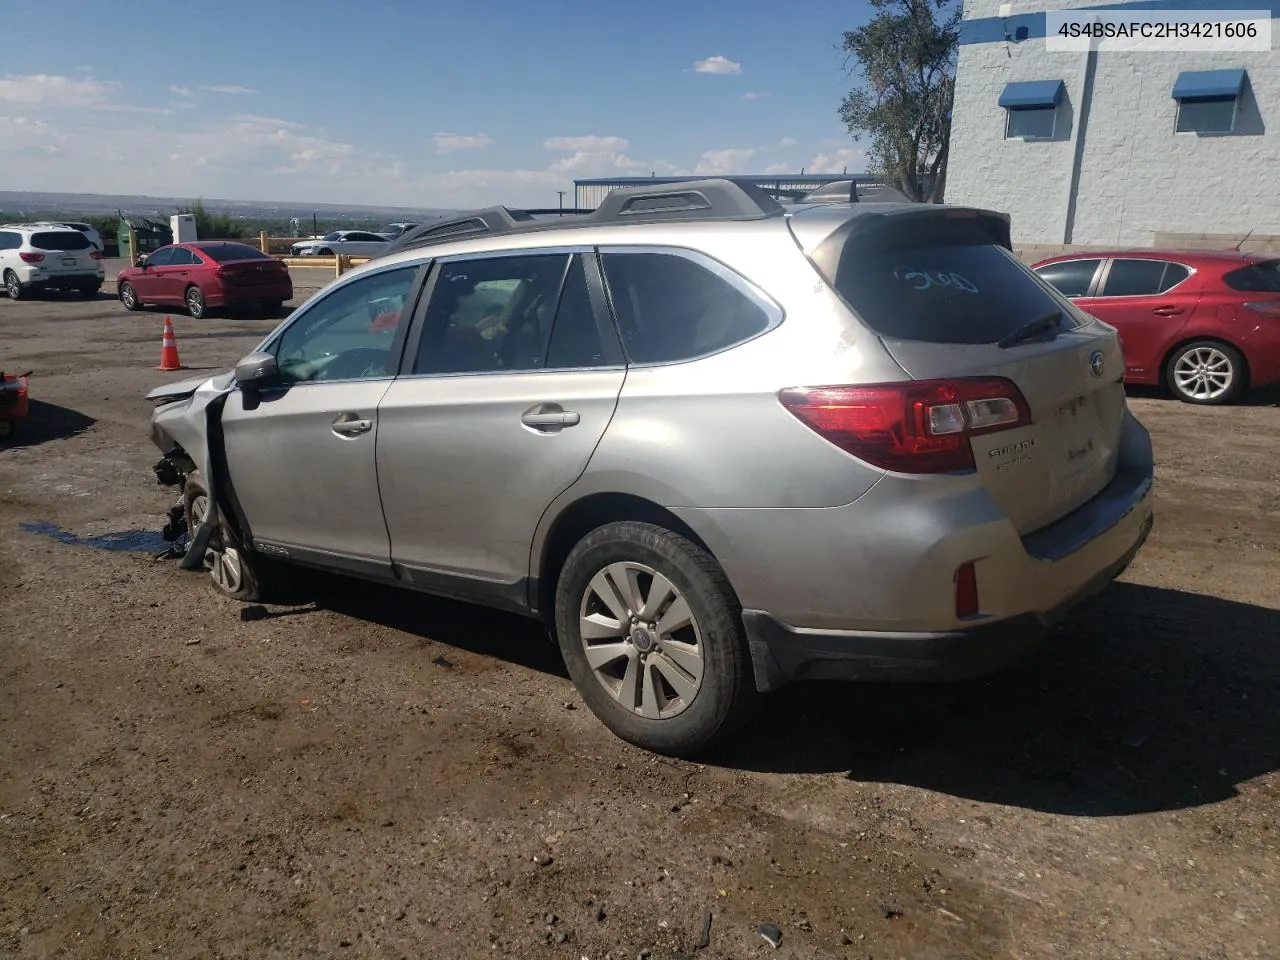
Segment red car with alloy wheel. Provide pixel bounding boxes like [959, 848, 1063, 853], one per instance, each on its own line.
[1031, 250, 1280, 405]
[117, 241, 293, 320]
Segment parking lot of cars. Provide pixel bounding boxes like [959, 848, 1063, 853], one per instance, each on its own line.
[1, 249, 1278, 958]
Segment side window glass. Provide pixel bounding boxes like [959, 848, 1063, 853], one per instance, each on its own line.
[600, 252, 771, 364]
[415, 254, 571, 375]
[546, 256, 623, 369]
[1157, 264, 1190, 293]
[0, 232, 16, 251]
[169, 247, 195, 266]
[1034, 259, 1100, 298]
[272, 266, 418, 384]
[1102, 260, 1172, 297]
[146, 247, 175, 267]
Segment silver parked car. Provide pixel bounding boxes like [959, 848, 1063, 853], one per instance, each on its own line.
[290, 230, 391, 258]
[147, 178, 1155, 756]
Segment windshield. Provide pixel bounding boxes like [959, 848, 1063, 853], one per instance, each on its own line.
[828, 218, 1084, 345]
[199, 243, 271, 263]
[31, 231, 92, 251]
[1223, 260, 1280, 293]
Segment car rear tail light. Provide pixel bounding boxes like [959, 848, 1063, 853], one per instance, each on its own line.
[19, 252, 44, 263]
[778, 378, 1032, 474]
[89, 250, 102, 261]
[955, 562, 979, 618]
[1243, 301, 1280, 318]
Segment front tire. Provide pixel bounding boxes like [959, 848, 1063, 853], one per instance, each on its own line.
[185, 285, 206, 319]
[554, 521, 758, 757]
[183, 477, 294, 603]
[119, 280, 141, 310]
[5, 271, 27, 301]
[1166, 340, 1246, 405]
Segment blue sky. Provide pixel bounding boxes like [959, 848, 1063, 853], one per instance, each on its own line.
[0, 0, 876, 209]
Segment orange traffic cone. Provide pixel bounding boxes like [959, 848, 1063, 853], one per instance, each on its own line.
[156, 316, 186, 372]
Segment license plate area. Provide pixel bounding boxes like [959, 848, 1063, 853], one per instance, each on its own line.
[1050, 391, 1109, 484]
[61, 257, 77, 266]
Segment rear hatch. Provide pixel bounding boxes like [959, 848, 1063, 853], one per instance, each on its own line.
[808, 208, 1126, 536]
[30, 230, 97, 273]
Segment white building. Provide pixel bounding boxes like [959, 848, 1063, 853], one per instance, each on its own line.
[945, 0, 1280, 246]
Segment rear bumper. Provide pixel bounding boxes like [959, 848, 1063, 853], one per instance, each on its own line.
[23, 272, 102, 291]
[205, 282, 293, 307]
[743, 504, 1151, 689]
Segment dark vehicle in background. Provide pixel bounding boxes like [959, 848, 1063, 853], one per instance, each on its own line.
[1032, 251, 1280, 405]
[117, 241, 293, 319]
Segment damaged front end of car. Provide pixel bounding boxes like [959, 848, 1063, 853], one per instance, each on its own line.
[147, 372, 236, 568]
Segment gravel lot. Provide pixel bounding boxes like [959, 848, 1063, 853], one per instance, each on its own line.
[2, 284, 1278, 960]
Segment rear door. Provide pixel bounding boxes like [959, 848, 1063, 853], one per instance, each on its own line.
[820, 211, 1127, 535]
[1074, 258, 1197, 381]
[376, 249, 626, 605]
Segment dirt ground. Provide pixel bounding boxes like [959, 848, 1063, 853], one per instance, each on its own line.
[1, 281, 1278, 960]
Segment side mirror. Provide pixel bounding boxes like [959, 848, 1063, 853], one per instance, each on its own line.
[234, 351, 280, 390]
[136, 257, 148, 269]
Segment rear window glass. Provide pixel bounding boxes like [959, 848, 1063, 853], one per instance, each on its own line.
[1223, 260, 1280, 292]
[830, 220, 1082, 345]
[199, 243, 270, 263]
[31, 231, 91, 251]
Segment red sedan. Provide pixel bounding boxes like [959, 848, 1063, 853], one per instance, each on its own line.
[117, 241, 293, 320]
[1032, 250, 1280, 404]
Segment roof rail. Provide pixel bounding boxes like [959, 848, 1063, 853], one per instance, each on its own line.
[385, 177, 786, 255]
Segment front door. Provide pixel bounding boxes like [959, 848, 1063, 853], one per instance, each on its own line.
[133, 245, 175, 301]
[376, 251, 627, 607]
[220, 262, 426, 574]
[154, 246, 197, 303]
[1076, 258, 1198, 382]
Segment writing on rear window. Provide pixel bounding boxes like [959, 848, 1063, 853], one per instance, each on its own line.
[894, 267, 979, 294]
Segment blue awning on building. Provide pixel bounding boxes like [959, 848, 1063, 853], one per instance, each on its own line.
[998, 80, 1065, 109]
[1172, 69, 1247, 100]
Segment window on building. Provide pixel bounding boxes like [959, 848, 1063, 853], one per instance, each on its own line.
[1034, 259, 1102, 298]
[1101, 260, 1190, 297]
[998, 79, 1064, 141]
[1172, 69, 1246, 134]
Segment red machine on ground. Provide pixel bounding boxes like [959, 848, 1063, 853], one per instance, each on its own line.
[0, 370, 31, 441]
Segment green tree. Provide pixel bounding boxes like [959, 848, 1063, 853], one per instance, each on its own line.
[838, 0, 960, 202]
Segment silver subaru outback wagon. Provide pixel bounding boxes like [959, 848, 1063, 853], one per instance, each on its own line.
[147, 178, 1155, 757]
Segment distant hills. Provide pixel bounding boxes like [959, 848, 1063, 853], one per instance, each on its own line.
[0, 190, 459, 223]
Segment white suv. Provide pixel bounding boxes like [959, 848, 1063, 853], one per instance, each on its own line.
[0, 224, 105, 300]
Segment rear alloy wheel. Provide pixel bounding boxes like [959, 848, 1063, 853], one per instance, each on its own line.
[119, 280, 141, 310]
[554, 521, 757, 757]
[1167, 341, 1245, 405]
[185, 285, 206, 319]
[5, 271, 26, 301]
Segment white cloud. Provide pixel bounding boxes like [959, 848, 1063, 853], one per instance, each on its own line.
[230, 114, 306, 129]
[806, 146, 868, 175]
[694, 148, 755, 175]
[763, 162, 793, 175]
[169, 85, 194, 97]
[692, 56, 741, 75]
[2, 116, 65, 155]
[779, 137, 796, 147]
[0, 74, 117, 108]
[433, 132, 495, 153]
[741, 92, 768, 101]
[543, 135, 629, 152]
[203, 84, 255, 95]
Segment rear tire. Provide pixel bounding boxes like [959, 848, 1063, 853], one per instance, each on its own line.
[183, 476, 296, 603]
[5, 271, 27, 301]
[554, 521, 758, 757]
[185, 285, 206, 319]
[1166, 340, 1246, 405]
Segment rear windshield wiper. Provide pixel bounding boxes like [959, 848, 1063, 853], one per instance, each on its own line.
[998, 309, 1063, 349]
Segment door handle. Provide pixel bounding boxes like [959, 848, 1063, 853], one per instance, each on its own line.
[332, 413, 373, 437]
[1152, 306, 1183, 316]
[521, 403, 581, 432]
